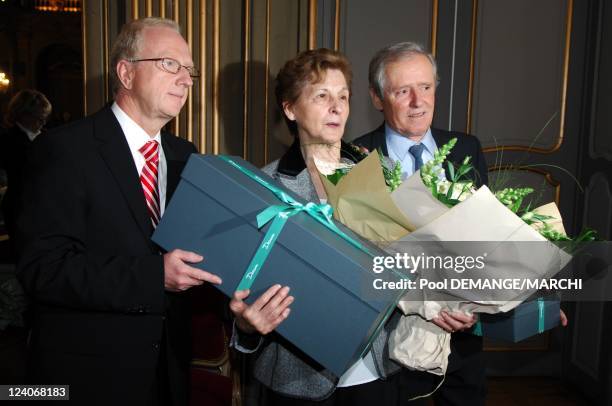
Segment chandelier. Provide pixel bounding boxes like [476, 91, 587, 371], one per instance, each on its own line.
[34, 0, 81, 13]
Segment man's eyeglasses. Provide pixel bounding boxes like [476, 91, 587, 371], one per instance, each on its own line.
[128, 57, 200, 78]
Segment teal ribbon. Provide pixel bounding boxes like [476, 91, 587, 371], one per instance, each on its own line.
[472, 297, 546, 338]
[219, 156, 372, 291]
[472, 321, 483, 336]
[537, 297, 545, 333]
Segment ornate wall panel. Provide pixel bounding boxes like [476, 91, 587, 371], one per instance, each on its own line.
[582, 172, 611, 240]
[569, 174, 612, 383]
[218, 0, 246, 155]
[470, 0, 571, 152]
[243, 0, 309, 165]
[82, 0, 110, 114]
[340, 0, 435, 140]
[571, 301, 603, 379]
[590, 0, 612, 161]
[261, 0, 309, 163]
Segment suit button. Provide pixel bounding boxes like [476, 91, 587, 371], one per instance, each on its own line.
[153, 342, 160, 350]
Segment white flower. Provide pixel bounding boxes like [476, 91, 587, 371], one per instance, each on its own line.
[436, 181, 474, 201]
[313, 156, 354, 175]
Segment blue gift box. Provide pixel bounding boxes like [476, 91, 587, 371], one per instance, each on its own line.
[471, 296, 560, 342]
[152, 154, 406, 376]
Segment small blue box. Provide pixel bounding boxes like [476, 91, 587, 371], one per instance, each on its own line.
[472, 296, 560, 342]
[153, 154, 406, 376]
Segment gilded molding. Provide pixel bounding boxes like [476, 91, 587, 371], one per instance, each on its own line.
[199, 0, 207, 153]
[488, 165, 561, 205]
[187, 0, 194, 143]
[212, 0, 220, 154]
[160, 0, 166, 18]
[334, 0, 340, 51]
[173, 0, 180, 23]
[466, 0, 478, 134]
[132, 0, 139, 20]
[172, 0, 180, 136]
[431, 0, 438, 56]
[471, 0, 573, 154]
[308, 0, 317, 50]
[82, 0, 88, 114]
[103, 0, 109, 102]
[264, 0, 271, 163]
[243, 0, 251, 159]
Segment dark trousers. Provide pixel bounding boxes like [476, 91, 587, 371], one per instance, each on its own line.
[266, 373, 401, 406]
[399, 333, 486, 406]
[156, 323, 190, 406]
[266, 334, 485, 406]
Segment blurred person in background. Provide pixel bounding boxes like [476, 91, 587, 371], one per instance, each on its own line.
[0, 89, 52, 259]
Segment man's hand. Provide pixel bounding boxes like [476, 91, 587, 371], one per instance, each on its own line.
[163, 249, 222, 292]
[560, 309, 568, 327]
[230, 285, 294, 335]
[432, 311, 477, 333]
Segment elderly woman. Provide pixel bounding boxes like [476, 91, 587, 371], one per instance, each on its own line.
[230, 49, 402, 406]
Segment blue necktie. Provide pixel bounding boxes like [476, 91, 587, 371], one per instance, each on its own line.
[409, 143, 425, 172]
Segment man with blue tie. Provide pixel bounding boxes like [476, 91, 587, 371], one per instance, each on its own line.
[354, 42, 488, 406]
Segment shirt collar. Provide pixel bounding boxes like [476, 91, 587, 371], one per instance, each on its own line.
[111, 102, 161, 151]
[16, 122, 39, 141]
[385, 124, 436, 157]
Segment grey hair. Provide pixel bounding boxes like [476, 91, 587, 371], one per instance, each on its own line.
[110, 17, 182, 96]
[368, 42, 439, 100]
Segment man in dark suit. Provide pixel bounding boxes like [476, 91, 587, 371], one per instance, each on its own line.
[16, 18, 221, 405]
[0, 89, 52, 259]
[353, 42, 488, 406]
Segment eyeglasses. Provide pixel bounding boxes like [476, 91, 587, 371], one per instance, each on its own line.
[128, 57, 200, 78]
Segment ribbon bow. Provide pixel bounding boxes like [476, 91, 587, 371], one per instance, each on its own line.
[219, 156, 371, 291]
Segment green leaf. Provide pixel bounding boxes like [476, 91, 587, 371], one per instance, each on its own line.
[447, 161, 455, 182]
[326, 170, 345, 185]
[456, 164, 472, 179]
[430, 183, 438, 199]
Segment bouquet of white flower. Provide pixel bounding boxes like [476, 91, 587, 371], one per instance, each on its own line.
[317, 138, 594, 376]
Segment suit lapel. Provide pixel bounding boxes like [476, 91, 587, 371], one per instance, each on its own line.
[93, 108, 154, 240]
[432, 128, 461, 164]
[370, 124, 389, 156]
[161, 134, 182, 205]
[432, 128, 485, 184]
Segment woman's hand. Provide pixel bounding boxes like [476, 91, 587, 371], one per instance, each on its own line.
[229, 285, 294, 335]
[432, 311, 477, 333]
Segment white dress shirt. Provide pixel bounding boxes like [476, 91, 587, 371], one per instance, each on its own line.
[385, 125, 438, 180]
[111, 102, 168, 215]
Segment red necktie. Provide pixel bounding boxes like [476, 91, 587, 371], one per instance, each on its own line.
[139, 140, 161, 227]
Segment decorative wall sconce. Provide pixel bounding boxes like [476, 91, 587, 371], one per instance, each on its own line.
[0, 72, 9, 92]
